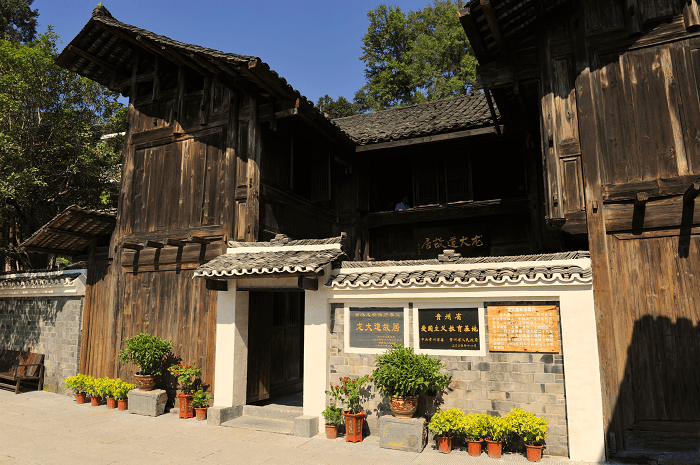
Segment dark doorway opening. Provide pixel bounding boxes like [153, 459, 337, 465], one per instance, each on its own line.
[246, 291, 304, 405]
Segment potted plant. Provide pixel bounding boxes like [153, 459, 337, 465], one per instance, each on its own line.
[104, 378, 118, 409]
[65, 374, 93, 404]
[427, 408, 466, 453]
[464, 413, 488, 456]
[373, 344, 451, 418]
[118, 332, 173, 391]
[113, 380, 136, 410]
[192, 389, 212, 421]
[506, 408, 548, 462]
[321, 405, 344, 439]
[326, 375, 372, 443]
[87, 377, 109, 406]
[168, 362, 202, 419]
[484, 414, 508, 458]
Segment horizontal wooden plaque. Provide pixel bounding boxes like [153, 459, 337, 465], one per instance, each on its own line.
[487, 305, 560, 353]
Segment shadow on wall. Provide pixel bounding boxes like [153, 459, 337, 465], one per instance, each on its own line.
[607, 315, 700, 453]
[0, 297, 62, 351]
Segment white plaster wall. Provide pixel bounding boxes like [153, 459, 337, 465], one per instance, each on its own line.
[303, 282, 330, 431]
[312, 264, 605, 462]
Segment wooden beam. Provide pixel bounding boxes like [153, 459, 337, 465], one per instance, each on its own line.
[188, 235, 212, 244]
[484, 90, 501, 138]
[684, 181, 700, 203]
[634, 192, 649, 207]
[458, 7, 490, 64]
[298, 276, 318, 291]
[355, 125, 498, 152]
[604, 174, 700, 201]
[480, 0, 506, 51]
[67, 45, 118, 72]
[145, 240, 165, 248]
[166, 238, 187, 247]
[258, 99, 300, 123]
[22, 245, 80, 255]
[206, 279, 228, 291]
[122, 242, 145, 250]
[46, 227, 107, 240]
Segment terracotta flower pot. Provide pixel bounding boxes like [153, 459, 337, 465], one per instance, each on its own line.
[75, 393, 87, 404]
[195, 407, 208, 421]
[106, 397, 117, 409]
[343, 411, 365, 443]
[177, 392, 194, 419]
[117, 399, 128, 410]
[90, 395, 102, 406]
[486, 439, 503, 458]
[436, 436, 452, 453]
[390, 395, 419, 419]
[325, 424, 338, 439]
[526, 444, 543, 462]
[467, 439, 483, 456]
[134, 373, 156, 391]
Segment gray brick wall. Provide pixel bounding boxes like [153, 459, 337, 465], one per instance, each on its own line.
[328, 304, 569, 456]
[0, 296, 84, 394]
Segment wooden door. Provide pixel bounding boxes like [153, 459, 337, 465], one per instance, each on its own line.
[269, 293, 303, 398]
[246, 292, 272, 403]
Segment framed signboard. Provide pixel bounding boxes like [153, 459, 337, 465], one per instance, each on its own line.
[487, 304, 561, 353]
[345, 305, 408, 354]
[413, 304, 486, 356]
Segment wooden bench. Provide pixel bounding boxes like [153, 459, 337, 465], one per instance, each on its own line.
[0, 350, 45, 394]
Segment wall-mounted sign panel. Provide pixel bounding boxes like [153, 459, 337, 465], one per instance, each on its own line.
[417, 307, 481, 351]
[348, 307, 404, 350]
[487, 304, 560, 353]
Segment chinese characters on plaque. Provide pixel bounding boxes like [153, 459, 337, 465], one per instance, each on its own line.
[349, 307, 404, 349]
[487, 305, 560, 353]
[418, 308, 480, 351]
[419, 234, 485, 251]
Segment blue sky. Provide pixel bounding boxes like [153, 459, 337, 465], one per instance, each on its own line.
[34, 0, 432, 105]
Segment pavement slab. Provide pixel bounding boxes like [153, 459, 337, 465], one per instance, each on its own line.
[0, 390, 622, 465]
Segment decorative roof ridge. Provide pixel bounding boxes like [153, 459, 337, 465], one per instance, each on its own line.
[337, 251, 590, 269]
[228, 234, 345, 248]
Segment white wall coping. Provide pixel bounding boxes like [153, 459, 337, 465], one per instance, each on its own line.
[0, 269, 87, 297]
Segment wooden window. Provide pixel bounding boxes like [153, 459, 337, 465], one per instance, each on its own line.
[413, 153, 472, 206]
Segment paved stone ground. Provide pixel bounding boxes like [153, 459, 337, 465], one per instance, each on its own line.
[0, 390, 613, 465]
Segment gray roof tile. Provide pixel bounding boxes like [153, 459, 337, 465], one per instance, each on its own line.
[333, 94, 499, 145]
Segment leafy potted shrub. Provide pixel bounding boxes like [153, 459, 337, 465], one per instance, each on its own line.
[427, 408, 466, 453]
[86, 377, 109, 406]
[64, 373, 93, 404]
[113, 380, 136, 410]
[118, 332, 173, 391]
[168, 363, 202, 419]
[192, 389, 212, 421]
[506, 408, 548, 462]
[104, 378, 118, 409]
[484, 414, 508, 458]
[326, 375, 372, 443]
[373, 344, 451, 419]
[322, 404, 344, 439]
[464, 413, 488, 456]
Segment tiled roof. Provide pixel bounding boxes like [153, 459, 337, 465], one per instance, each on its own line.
[195, 235, 347, 278]
[328, 251, 591, 288]
[332, 94, 499, 145]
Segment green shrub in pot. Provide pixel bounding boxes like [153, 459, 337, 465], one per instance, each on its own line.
[118, 332, 173, 376]
[373, 344, 451, 397]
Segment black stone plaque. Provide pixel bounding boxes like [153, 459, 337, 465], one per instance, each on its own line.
[417, 308, 480, 351]
[349, 307, 404, 349]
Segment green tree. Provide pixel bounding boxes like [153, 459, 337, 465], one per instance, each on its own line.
[355, 1, 476, 112]
[316, 94, 359, 119]
[0, 0, 38, 43]
[0, 31, 125, 269]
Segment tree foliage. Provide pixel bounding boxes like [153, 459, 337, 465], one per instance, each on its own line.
[316, 94, 359, 119]
[0, 0, 38, 43]
[0, 31, 125, 269]
[320, 1, 476, 115]
[355, 0, 476, 111]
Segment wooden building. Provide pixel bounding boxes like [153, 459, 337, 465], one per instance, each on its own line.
[458, 0, 700, 456]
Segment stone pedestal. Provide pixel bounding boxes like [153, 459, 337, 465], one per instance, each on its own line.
[127, 389, 167, 417]
[378, 415, 427, 453]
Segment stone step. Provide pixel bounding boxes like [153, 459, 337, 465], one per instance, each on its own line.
[222, 415, 295, 435]
[242, 403, 303, 422]
[623, 430, 700, 452]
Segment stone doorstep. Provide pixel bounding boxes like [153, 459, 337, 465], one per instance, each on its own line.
[222, 415, 295, 435]
[242, 403, 303, 421]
